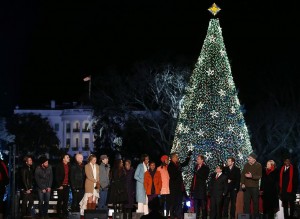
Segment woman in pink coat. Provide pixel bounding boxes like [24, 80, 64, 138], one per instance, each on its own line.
[157, 155, 170, 216]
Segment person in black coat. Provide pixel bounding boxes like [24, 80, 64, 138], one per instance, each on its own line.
[124, 159, 135, 218]
[168, 151, 192, 219]
[190, 155, 209, 219]
[222, 157, 241, 219]
[107, 159, 128, 213]
[260, 160, 279, 219]
[0, 159, 9, 219]
[70, 153, 85, 212]
[279, 158, 299, 219]
[209, 164, 228, 219]
[20, 156, 34, 218]
[55, 153, 71, 219]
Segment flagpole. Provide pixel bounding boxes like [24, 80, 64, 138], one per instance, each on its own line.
[83, 75, 92, 100]
[88, 76, 91, 100]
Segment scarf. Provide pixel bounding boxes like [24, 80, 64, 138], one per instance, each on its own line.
[279, 164, 294, 193]
[266, 166, 275, 175]
[149, 169, 156, 194]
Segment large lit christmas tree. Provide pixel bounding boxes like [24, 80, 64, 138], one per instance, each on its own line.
[171, 8, 252, 193]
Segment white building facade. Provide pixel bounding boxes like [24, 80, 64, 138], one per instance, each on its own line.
[14, 101, 94, 158]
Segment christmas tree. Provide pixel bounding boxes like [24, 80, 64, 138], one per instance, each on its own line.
[171, 18, 252, 193]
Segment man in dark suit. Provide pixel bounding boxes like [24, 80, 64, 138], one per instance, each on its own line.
[279, 158, 299, 219]
[222, 157, 241, 219]
[191, 155, 209, 219]
[55, 153, 70, 219]
[168, 151, 192, 219]
[209, 164, 228, 219]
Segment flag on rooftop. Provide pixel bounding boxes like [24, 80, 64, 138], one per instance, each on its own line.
[83, 76, 91, 82]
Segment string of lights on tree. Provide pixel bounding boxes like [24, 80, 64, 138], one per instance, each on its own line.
[171, 4, 252, 193]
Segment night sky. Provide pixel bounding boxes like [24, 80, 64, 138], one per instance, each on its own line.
[1, 0, 299, 115]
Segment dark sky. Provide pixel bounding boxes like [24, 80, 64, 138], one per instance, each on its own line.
[1, 0, 299, 115]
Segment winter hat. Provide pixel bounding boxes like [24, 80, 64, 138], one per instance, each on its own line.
[160, 155, 169, 163]
[248, 152, 257, 160]
[100, 154, 108, 160]
[39, 156, 48, 165]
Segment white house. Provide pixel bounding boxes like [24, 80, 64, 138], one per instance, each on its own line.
[14, 100, 94, 158]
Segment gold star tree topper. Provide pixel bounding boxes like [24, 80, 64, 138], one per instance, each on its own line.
[208, 3, 221, 16]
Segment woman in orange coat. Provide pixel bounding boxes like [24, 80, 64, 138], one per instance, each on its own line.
[144, 161, 162, 202]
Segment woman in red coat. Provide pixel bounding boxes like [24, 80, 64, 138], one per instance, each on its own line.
[144, 161, 162, 202]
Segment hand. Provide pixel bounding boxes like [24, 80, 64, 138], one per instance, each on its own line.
[228, 179, 232, 183]
[241, 184, 246, 192]
[245, 172, 252, 178]
[46, 188, 51, 192]
[58, 186, 63, 190]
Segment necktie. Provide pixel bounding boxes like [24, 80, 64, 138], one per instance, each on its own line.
[216, 174, 219, 179]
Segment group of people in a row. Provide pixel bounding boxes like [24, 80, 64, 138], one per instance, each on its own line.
[15, 151, 299, 219]
[188, 152, 298, 219]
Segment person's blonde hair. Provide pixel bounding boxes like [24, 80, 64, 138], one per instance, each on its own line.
[267, 160, 276, 168]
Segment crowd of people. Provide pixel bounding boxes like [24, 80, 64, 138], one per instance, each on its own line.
[0, 151, 299, 219]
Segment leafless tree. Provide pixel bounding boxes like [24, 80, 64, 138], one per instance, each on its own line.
[128, 62, 191, 153]
[92, 62, 191, 154]
[247, 75, 300, 165]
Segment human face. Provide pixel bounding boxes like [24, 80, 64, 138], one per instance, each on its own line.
[144, 157, 149, 165]
[197, 156, 203, 165]
[125, 161, 131, 170]
[227, 159, 234, 167]
[266, 161, 272, 169]
[102, 158, 109, 164]
[171, 154, 179, 163]
[215, 166, 222, 173]
[164, 157, 170, 165]
[119, 160, 124, 168]
[90, 157, 97, 165]
[149, 163, 156, 171]
[26, 158, 33, 166]
[248, 156, 256, 165]
[42, 161, 49, 168]
[284, 159, 290, 167]
[63, 155, 70, 164]
[76, 154, 83, 164]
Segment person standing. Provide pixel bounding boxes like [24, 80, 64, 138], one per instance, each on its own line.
[260, 160, 279, 219]
[107, 159, 128, 213]
[144, 161, 162, 202]
[35, 156, 53, 219]
[279, 158, 299, 219]
[240, 152, 262, 219]
[97, 154, 110, 210]
[140, 197, 167, 219]
[134, 154, 150, 214]
[20, 156, 34, 218]
[70, 153, 85, 212]
[209, 164, 228, 219]
[223, 157, 241, 219]
[55, 153, 71, 219]
[0, 159, 9, 219]
[79, 154, 100, 215]
[191, 155, 209, 219]
[157, 155, 170, 217]
[124, 159, 136, 218]
[168, 151, 192, 219]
